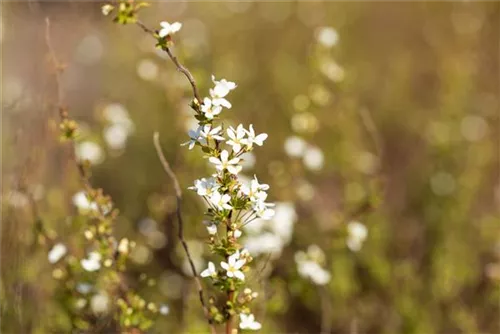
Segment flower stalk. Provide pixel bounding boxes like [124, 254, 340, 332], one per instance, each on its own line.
[105, 2, 272, 332]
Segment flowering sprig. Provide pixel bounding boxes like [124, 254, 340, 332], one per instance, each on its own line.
[106, 2, 272, 331]
[184, 66, 271, 333]
[44, 17, 163, 333]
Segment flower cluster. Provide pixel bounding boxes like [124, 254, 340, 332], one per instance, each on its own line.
[179, 53, 270, 330]
[294, 245, 331, 286]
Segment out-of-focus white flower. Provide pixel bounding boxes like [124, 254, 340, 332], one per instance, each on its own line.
[461, 115, 488, 142]
[296, 259, 331, 285]
[137, 58, 159, 81]
[75, 35, 103, 65]
[75, 141, 104, 165]
[210, 75, 236, 108]
[159, 21, 182, 37]
[159, 304, 170, 315]
[81, 251, 102, 272]
[200, 261, 217, 278]
[227, 124, 247, 153]
[102, 103, 133, 130]
[103, 123, 129, 150]
[76, 283, 93, 294]
[101, 4, 114, 16]
[189, 177, 219, 197]
[242, 124, 268, 149]
[346, 221, 368, 252]
[284, 136, 307, 158]
[48, 243, 67, 264]
[90, 292, 109, 314]
[320, 59, 345, 82]
[295, 246, 331, 285]
[6, 191, 29, 208]
[245, 232, 283, 256]
[209, 192, 233, 211]
[303, 145, 324, 171]
[201, 98, 223, 119]
[316, 26, 339, 47]
[72, 191, 99, 212]
[138, 218, 158, 236]
[118, 238, 130, 254]
[270, 202, 297, 243]
[252, 201, 275, 220]
[209, 150, 242, 175]
[221, 252, 246, 280]
[240, 152, 256, 170]
[233, 229, 242, 238]
[239, 313, 262, 330]
[204, 221, 217, 235]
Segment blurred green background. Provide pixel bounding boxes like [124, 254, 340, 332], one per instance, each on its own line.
[1, 1, 499, 333]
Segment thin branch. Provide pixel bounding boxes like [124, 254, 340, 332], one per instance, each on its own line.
[46, 18, 144, 334]
[135, 20, 201, 103]
[153, 132, 216, 334]
[319, 285, 332, 334]
[358, 107, 383, 159]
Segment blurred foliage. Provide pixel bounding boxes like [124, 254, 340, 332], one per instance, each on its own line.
[1, 1, 499, 333]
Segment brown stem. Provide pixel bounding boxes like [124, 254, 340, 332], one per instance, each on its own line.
[225, 291, 234, 334]
[135, 20, 202, 103]
[225, 215, 236, 334]
[153, 133, 217, 334]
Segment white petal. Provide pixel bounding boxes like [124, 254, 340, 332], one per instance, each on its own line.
[234, 270, 245, 281]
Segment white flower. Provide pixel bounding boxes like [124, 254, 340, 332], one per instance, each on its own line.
[303, 145, 324, 171]
[240, 152, 256, 170]
[233, 229, 242, 238]
[118, 238, 130, 254]
[90, 292, 109, 314]
[81, 251, 102, 272]
[209, 150, 242, 175]
[200, 261, 217, 278]
[245, 233, 283, 256]
[159, 304, 170, 315]
[241, 175, 269, 202]
[270, 202, 297, 243]
[209, 192, 233, 211]
[200, 124, 225, 141]
[158, 21, 182, 38]
[239, 313, 262, 330]
[316, 27, 339, 48]
[297, 260, 331, 285]
[242, 124, 268, 148]
[75, 141, 104, 165]
[209, 75, 236, 109]
[220, 252, 246, 280]
[102, 103, 134, 129]
[346, 221, 368, 252]
[72, 191, 99, 212]
[189, 177, 219, 197]
[227, 124, 247, 153]
[201, 98, 223, 119]
[204, 221, 217, 235]
[76, 283, 93, 294]
[103, 124, 130, 150]
[284, 136, 307, 158]
[48, 243, 67, 264]
[101, 4, 114, 16]
[252, 201, 275, 220]
[181, 126, 205, 150]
